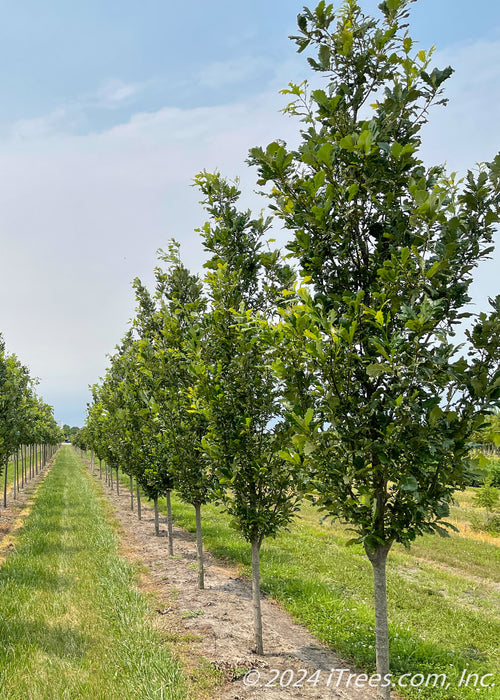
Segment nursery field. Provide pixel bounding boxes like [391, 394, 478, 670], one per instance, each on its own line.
[1, 445, 499, 700]
[160, 487, 500, 700]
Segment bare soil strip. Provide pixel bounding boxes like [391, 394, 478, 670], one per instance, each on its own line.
[88, 461, 382, 700]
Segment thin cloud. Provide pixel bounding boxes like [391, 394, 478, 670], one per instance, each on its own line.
[198, 56, 270, 89]
[8, 80, 146, 140]
[94, 80, 144, 108]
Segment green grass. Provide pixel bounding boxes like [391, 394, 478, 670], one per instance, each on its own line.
[0, 447, 187, 700]
[154, 492, 500, 700]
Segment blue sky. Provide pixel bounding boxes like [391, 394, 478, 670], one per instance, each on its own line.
[0, 0, 499, 426]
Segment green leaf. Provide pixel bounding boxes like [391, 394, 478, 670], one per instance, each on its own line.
[347, 183, 359, 200]
[429, 405, 443, 425]
[304, 407, 314, 428]
[400, 475, 418, 491]
[403, 37, 412, 53]
[366, 363, 388, 377]
[318, 44, 331, 70]
[426, 261, 442, 278]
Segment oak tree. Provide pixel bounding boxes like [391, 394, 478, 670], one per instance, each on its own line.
[250, 1, 500, 694]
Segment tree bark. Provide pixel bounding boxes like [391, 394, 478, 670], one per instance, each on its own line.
[251, 539, 263, 654]
[136, 482, 142, 521]
[14, 451, 18, 499]
[3, 457, 8, 508]
[130, 475, 134, 510]
[366, 543, 392, 700]
[195, 502, 204, 589]
[116, 467, 119, 495]
[154, 497, 160, 536]
[99, 458, 102, 480]
[166, 490, 174, 555]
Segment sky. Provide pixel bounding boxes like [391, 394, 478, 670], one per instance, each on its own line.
[0, 0, 499, 427]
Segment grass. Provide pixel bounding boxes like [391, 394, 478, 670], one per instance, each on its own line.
[155, 491, 500, 700]
[0, 446, 187, 700]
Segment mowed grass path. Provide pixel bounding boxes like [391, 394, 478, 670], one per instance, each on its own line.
[0, 447, 185, 700]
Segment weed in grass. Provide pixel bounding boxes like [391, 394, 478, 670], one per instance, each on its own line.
[187, 658, 225, 696]
[181, 609, 204, 619]
[162, 633, 202, 644]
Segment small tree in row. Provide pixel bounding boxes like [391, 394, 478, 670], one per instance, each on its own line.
[192, 172, 301, 652]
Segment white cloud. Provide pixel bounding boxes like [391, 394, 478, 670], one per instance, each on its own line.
[95, 80, 143, 108]
[9, 80, 145, 141]
[10, 107, 80, 140]
[198, 56, 270, 89]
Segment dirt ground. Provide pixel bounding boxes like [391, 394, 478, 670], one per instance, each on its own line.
[89, 464, 385, 700]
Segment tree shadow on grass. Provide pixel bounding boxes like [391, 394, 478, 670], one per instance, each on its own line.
[21, 542, 86, 557]
[0, 564, 73, 592]
[0, 618, 87, 660]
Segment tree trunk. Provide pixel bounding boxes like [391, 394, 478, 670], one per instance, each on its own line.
[251, 539, 263, 654]
[365, 543, 392, 700]
[154, 497, 159, 536]
[99, 458, 102, 480]
[195, 502, 204, 589]
[130, 475, 134, 510]
[116, 467, 119, 495]
[3, 457, 8, 508]
[14, 451, 18, 499]
[166, 490, 174, 555]
[136, 482, 142, 520]
[110, 465, 113, 489]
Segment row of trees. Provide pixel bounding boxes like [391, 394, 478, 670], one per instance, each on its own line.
[0, 334, 63, 506]
[81, 2, 500, 697]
